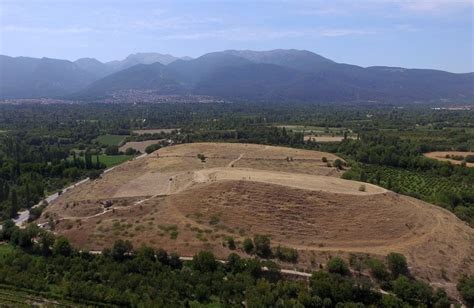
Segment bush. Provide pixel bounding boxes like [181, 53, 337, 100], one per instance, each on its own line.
[124, 147, 138, 155]
[105, 145, 119, 155]
[387, 252, 408, 277]
[145, 144, 161, 154]
[367, 259, 389, 281]
[465, 155, 474, 163]
[53, 236, 73, 257]
[88, 169, 102, 180]
[333, 159, 344, 170]
[111, 239, 133, 261]
[274, 245, 298, 263]
[392, 276, 433, 305]
[243, 238, 254, 254]
[192, 251, 218, 272]
[253, 234, 272, 258]
[327, 257, 350, 276]
[224, 236, 236, 250]
[197, 153, 207, 162]
[457, 275, 474, 306]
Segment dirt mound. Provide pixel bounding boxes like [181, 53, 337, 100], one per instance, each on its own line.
[40, 142, 473, 297]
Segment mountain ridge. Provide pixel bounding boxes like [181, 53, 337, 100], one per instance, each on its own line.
[1, 50, 473, 103]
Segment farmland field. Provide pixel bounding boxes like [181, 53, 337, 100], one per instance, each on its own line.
[98, 154, 132, 167]
[95, 134, 126, 146]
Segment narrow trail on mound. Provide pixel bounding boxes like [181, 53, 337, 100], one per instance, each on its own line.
[228, 154, 244, 167]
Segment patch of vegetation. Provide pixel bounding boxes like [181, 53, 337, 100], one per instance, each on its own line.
[98, 154, 132, 167]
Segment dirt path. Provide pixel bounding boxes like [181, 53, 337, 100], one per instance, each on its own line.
[228, 154, 244, 167]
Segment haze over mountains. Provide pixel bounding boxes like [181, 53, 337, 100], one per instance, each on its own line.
[1, 50, 473, 103]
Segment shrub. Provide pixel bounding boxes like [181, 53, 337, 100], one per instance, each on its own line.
[145, 144, 161, 154]
[197, 153, 207, 162]
[367, 259, 389, 281]
[124, 147, 138, 155]
[111, 239, 133, 261]
[387, 252, 408, 277]
[105, 145, 119, 155]
[392, 276, 433, 305]
[333, 159, 344, 170]
[358, 184, 366, 192]
[322, 157, 328, 163]
[465, 155, 474, 163]
[253, 234, 272, 258]
[224, 236, 236, 250]
[88, 169, 102, 180]
[274, 245, 298, 263]
[209, 215, 220, 225]
[327, 257, 350, 276]
[243, 237, 254, 254]
[457, 275, 474, 306]
[192, 251, 218, 272]
[53, 236, 73, 257]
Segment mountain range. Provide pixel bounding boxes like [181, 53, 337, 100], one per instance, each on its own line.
[1, 50, 472, 103]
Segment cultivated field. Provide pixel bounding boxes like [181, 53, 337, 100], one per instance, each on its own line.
[424, 151, 474, 167]
[304, 135, 356, 142]
[40, 142, 474, 296]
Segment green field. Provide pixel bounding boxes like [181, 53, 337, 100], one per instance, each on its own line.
[95, 134, 126, 146]
[98, 154, 132, 167]
[67, 154, 132, 168]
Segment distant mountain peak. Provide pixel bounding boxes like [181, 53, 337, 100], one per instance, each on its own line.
[106, 52, 192, 71]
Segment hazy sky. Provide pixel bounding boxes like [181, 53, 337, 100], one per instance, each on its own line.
[1, 0, 473, 72]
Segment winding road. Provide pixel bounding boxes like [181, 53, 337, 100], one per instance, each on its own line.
[13, 153, 148, 227]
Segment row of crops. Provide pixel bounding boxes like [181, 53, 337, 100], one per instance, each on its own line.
[361, 165, 471, 197]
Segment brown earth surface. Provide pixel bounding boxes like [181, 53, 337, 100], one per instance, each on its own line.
[40, 142, 473, 298]
[304, 135, 356, 142]
[424, 151, 474, 167]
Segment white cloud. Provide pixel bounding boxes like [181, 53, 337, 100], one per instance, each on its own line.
[2, 25, 97, 34]
[398, 0, 473, 11]
[161, 27, 381, 41]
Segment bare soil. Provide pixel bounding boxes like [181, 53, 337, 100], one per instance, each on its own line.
[424, 151, 474, 167]
[304, 135, 356, 142]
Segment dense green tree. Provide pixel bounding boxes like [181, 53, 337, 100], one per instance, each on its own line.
[111, 239, 133, 261]
[327, 257, 350, 276]
[387, 253, 409, 278]
[53, 236, 73, 257]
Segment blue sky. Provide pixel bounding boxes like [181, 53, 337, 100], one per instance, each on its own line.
[1, 0, 473, 72]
